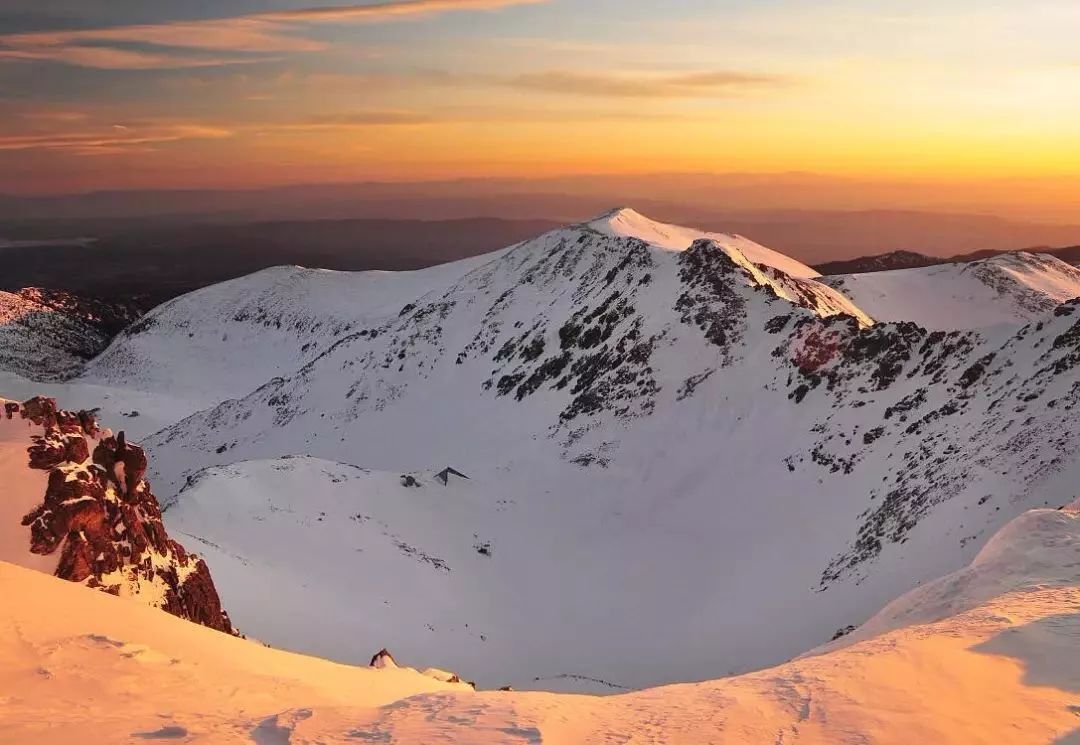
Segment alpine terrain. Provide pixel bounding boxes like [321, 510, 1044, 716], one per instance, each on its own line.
[823, 251, 1080, 330]
[2, 209, 1079, 743]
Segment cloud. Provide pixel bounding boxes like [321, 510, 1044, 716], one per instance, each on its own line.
[0, 104, 692, 160]
[0, 123, 232, 154]
[0, 0, 545, 69]
[0, 46, 279, 70]
[258, 0, 547, 22]
[272, 110, 436, 130]
[508, 70, 793, 98]
[16, 108, 89, 123]
[283, 67, 792, 101]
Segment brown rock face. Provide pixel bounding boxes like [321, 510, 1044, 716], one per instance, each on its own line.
[159, 559, 234, 633]
[21, 395, 58, 426]
[28, 428, 89, 470]
[10, 396, 234, 635]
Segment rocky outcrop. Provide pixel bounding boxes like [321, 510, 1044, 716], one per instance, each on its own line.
[369, 648, 399, 669]
[369, 648, 473, 688]
[6, 396, 234, 634]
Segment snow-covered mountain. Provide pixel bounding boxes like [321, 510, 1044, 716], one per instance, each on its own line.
[0, 288, 140, 381]
[78, 209, 855, 405]
[823, 251, 1080, 330]
[0, 395, 233, 633]
[5, 208, 1080, 696]
[3, 499, 1077, 743]
[814, 249, 943, 275]
[64, 208, 1070, 691]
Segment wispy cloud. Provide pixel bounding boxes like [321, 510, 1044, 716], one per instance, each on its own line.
[16, 109, 90, 123]
[272, 110, 436, 130]
[508, 70, 793, 98]
[276, 67, 793, 100]
[0, 0, 545, 69]
[257, 0, 547, 22]
[0, 124, 232, 155]
[0, 46, 280, 70]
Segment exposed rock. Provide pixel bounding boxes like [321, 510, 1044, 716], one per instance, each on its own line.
[421, 667, 465, 685]
[370, 648, 398, 669]
[435, 467, 469, 486]
[8, 396, 234, 635]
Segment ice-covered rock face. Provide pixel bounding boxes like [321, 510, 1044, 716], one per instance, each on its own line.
[1, 396, 233, 634]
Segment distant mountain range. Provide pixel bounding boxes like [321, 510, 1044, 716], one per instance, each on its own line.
[0, 217, 561, 307]
[3, 210, 1079, 314]
[816, 244, 1080, 274]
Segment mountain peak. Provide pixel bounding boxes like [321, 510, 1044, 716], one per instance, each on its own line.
[582, 207, 822, 279]
[584, 207, 702, 252]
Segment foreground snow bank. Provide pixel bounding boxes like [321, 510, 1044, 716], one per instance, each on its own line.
[0, 561, 470, 743]
[815, 498, 1080, 654]
[3, 502, 1078, 743]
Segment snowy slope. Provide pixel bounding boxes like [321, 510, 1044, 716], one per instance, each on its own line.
[127, 209, 1080, 691]
[0, 560, 470, 744]
[2, 501, 1077, 744]
[0, 289, 121, 381]
[75, 249, 512, 406]
[823, 251, 1080, 330]
[590, 207, 823, 278]
[0, 368, 206, 440]
[815, 498, 1080, 655]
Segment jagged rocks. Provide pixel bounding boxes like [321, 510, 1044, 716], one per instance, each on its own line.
[369, 651, 472, 688]
[370, 648, 398, 669]
[7, 396, 234, 635]
[435, 467, 469, 486]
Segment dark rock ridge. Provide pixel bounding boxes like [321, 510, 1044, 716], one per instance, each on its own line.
[815, 250, 945, 275]
[6, 395, 234, 634]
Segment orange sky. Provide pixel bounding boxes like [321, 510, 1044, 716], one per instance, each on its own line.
[0, 0, 1078, 209]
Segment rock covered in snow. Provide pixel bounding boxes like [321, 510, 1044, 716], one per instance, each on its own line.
[369, 648, 398, 669]
[2, 395, 234, 634]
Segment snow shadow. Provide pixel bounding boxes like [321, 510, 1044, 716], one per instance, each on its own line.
[132, 725, 189, 739]
[971, 611, 1080, 693]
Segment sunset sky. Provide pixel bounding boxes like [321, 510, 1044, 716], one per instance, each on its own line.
[2, 0, 1079, 195]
